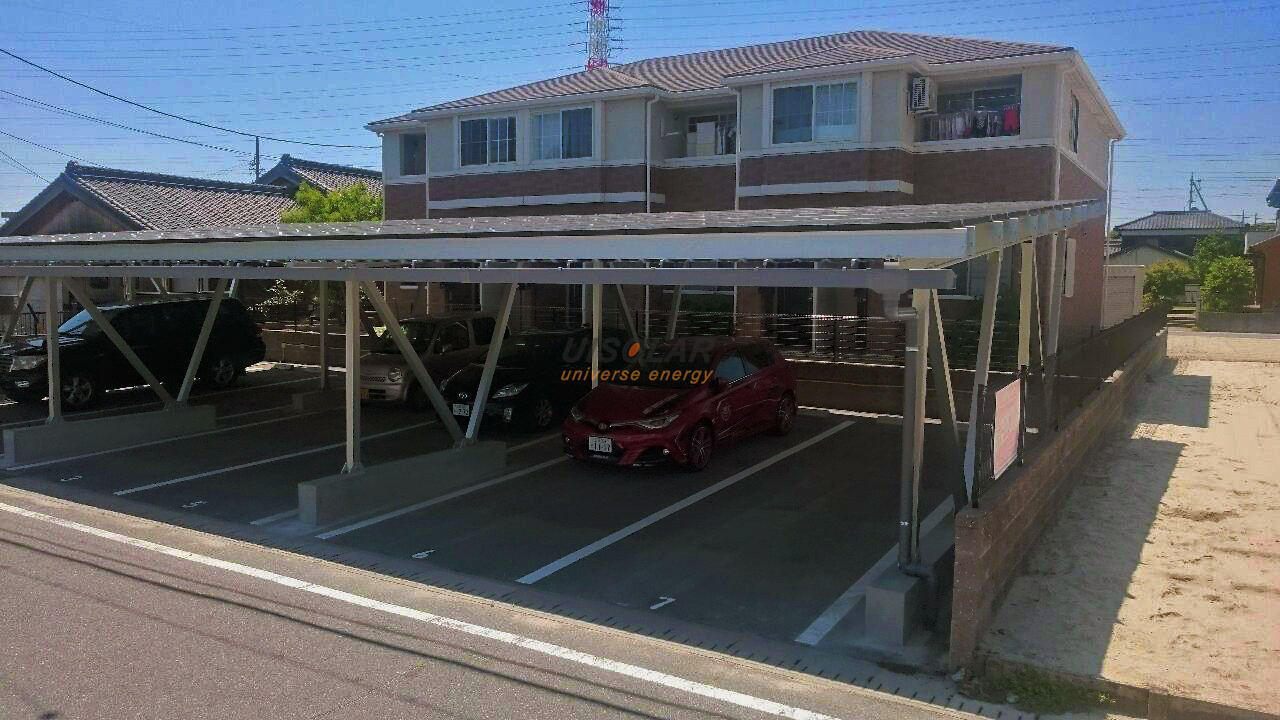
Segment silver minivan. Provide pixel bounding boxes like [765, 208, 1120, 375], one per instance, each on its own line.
[360, 312, 501, 409]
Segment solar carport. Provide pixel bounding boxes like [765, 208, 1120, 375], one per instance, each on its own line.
[0, 199, 1097, 655]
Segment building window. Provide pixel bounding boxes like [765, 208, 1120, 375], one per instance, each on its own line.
[400, 133, 425, 175]
[532, 107, 592, 161]
[685, 113, 736, 156]
[771, 80, 858, 144]
[919, 82, 1021, 142]
[460, 116, 516, 166]
[1069, 94, 1080, 153]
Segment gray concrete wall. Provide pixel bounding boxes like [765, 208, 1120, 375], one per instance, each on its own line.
[1197, 311, 1280, 333]
[2, 405, 217, 467]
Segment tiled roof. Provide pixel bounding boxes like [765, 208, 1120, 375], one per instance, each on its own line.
[261, 154, 383, 195]
[1268, 179, 1279, 208]
[66, 162, 297, 231]
[1114, 210, 1248, 233]
[373, 30, 1070, 121]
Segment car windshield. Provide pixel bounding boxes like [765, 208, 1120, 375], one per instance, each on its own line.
[493, 334, 576, 365]
[612, 342, 715, 389]
[57, 309, 108, 339]
[370, 321, 435, 354]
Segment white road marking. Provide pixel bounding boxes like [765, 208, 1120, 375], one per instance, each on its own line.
[317, 456, 569, 539]
[793, 499, 955, 647]
[218, 404, 296, 421]
[114, 421, 437, 496]
[508, 432, 561, 452]
[0, 501, 852, 720]
[649, 596, 676, 610]
[517, 422, 855, 585]
[249, 509, 299, 526]
[58, 475, 82, 483]
[180, 500, 207, 509]
[411, 549, 436, 559]
[5, 409, 334, 471]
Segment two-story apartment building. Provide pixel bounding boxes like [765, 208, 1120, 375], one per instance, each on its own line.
[368, 30, 1123, 342]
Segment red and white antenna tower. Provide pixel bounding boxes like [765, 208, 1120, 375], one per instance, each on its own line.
[586, 0, 611, 70]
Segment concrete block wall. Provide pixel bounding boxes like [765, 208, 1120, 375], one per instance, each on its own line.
[948, 329, 1168, 669]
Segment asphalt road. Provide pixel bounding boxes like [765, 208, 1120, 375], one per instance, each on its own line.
[0, 486, 968, 720]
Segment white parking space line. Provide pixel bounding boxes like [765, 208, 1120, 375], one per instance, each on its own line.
[114, 421, 437, 496]
[0, 501, 849, 720]
[516, 421, 855, 585]
[793, 499, 954, 647]
[5, 409, 335, 471]
[507, 432, 561, 452]
[249, 509, 299, 526]
[317, 456, 569, 539]
[218, 404, 296, 421]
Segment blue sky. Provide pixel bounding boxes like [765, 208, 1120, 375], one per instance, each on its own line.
[1, 0, 1277, 226]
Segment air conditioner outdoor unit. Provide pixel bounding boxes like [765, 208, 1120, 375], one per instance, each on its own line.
[909, 76, 936, 114]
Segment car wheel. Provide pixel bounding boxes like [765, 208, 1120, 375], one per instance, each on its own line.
[61, 373, 96, 410]
[684, 422, 714, 472]
[771, 393, 796, 436]
[527, 395, 556, 431]
[203, 355, 239, 389]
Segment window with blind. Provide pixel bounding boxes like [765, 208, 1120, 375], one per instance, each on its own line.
[460, 116, 516, 166]
[532, 107, 593, 161]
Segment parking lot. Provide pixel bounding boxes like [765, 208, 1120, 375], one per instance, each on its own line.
[2, 361, 951, 658]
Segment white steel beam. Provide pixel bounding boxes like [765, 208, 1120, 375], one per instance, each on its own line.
[665, 286, 682, 341]
[342, 279, 362, 474]
[317, 280, 330, 391]
[962, 249, 1002, 500]
[614, 284, 640, 347]
[149, 277, 169, 296]
[2, 276, 33, 344]
[360, 280, 464, 445]
[898, 289, 930, 567]
[926, 289, 965, 510]
[0, 265, 957, 291]
[44, 277, 61, 423]
[64, 279, 175, 407]
[1017, 241, 1035, 369]
[1043, 232, 1066, 424]
[176, 277, 229, 403]
[464, 283, 517, 442]
[591, 262, 603, 388]
[0, 229, 975, 265]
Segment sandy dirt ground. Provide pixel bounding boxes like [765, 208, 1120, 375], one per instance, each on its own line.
[982, 331, 1280, 714]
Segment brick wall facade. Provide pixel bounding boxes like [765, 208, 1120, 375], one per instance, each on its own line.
[384, 183, 426, 221]
[429, 164, 646, 201]
[912, 146, 1057, 204]
[1057, 152, 1108, 343]
[1258, 239, 1280, 308]
[652, 165, 736, 212]
[738, 148, 912, 186]
[949, 329, 1168, 669]
[427, 202, 648, 219]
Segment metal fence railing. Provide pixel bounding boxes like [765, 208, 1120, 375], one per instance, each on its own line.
[1049, 303, 1168, 427]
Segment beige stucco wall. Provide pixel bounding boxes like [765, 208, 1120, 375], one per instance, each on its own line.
[1061, 77, 1111, 184]
[738, 85, 764, 152]
[425, 117, 454, 174]
[603, 96, 648, 162]
[871, 69, 908, 144]
[1018, 65, 1058, 140]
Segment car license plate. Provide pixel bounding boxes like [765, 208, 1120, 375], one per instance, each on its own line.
[587, 436, 612, 453]
[452, 403, 471, 417]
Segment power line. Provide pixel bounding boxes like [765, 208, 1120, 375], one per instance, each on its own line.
[0, 48, 377, 149]
[0, 148, 49, 183]
[0, 129, 87, 161]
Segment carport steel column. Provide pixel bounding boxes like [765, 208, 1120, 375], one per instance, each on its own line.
[360, 280, 464, 445]
[176, 277, 229, 404]
[898, 289, 930, 567]
[44, 277, 61, 423]
[318, 280, 329, 391]
[963, 250, 1002, 502]
[464, 283, 517, 442]
[2, 276, 33, 345]
[342, 279, 362, 474]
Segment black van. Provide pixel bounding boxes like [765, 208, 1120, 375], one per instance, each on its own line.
[0, 297, 266, 409]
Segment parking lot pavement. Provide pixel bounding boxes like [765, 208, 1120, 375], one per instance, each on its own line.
[321, 414, 846, 578]
[530, 419, 953, 642]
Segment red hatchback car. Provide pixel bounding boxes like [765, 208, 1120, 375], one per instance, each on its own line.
[563, 337, 797, 471]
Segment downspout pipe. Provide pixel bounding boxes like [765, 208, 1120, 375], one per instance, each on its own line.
[732, 87, 742, 211]
[645, 94, 659, 213]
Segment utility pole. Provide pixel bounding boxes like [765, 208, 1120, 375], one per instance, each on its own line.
[253, 136, 260, 181]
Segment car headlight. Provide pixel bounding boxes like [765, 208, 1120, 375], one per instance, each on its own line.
[632, 412, 680, 430]
[569, 405, 586, 422]
[491, 382, 528, 399]
[387, 367, 404, 383]
[9, 356, 44, 371]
